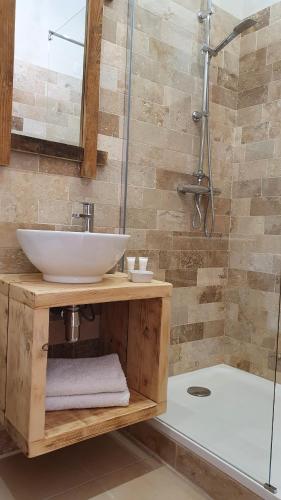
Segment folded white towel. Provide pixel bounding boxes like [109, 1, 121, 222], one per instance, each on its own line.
[46, 354, 128, 397]
[46, 389, 130, 411]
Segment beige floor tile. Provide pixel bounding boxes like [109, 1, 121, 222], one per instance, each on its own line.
[58, 433, 147, 478]
[0, 449, 92, 500]
[50, 462, 211, 500]
[50, 458, 161, 500]
[47, 478, 107, 500]
[0, 478, 15, 500]
[100, 465, 212, 500]
[0, 433, 148, 500]
[0, 433, 211, 500]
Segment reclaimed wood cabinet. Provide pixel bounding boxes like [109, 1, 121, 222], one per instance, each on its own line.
[0, 273, 172, 457]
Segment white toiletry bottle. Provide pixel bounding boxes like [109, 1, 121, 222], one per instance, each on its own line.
[139, 257, 148, 271]
[126, 257, 136, 278]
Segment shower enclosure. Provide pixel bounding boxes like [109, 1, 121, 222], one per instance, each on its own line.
[123, 0, 281, 497]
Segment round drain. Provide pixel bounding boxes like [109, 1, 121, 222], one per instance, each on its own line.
[187, 386, 211, 397]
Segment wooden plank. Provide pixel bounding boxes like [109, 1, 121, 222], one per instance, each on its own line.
[0, 409, 4, 425]
[31, 392, 162, 457]
[11, 134, 83, 162]
[11, 134, 108, 167]
[0, 0, 15, 165]
[6, 391, 163, 457]
[100, 301, 129, 373]
[5, 299, 49, 442]
[9, 275, 172, 309]
[0, 292, 8, 414]
[0, 273, 42, 298]
[81, 0, 103, 178]
[127, 297, 171, 404]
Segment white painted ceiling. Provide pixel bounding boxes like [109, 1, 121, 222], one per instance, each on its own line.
[214, 0, 280, 19]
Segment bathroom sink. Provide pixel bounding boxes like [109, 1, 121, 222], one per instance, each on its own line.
[17, 230, 130, 284]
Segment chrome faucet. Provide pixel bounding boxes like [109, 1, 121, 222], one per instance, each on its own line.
[72, 202, 94, 232]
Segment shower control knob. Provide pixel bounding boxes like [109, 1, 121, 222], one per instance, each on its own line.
[192, 111, 202, 123]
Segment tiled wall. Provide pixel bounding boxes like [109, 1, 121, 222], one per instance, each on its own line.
[0, 0, 127, 275]
[12, 59, 82, 146]
[225, 3, 281, 381]
[126, 0, 240, 375]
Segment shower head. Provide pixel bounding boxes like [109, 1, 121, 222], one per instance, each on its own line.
[234, 18, 257, 35]
[210, 17, 257, 57]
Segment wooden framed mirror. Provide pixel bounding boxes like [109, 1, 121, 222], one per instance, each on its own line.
[0, 0, 108, 178]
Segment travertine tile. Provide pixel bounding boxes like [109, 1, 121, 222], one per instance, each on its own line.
[264, 215, 281, 235]
[237, 104, 262, 127]
[175, 444, 260, 500]
[247, 7, 270, 34]
[232, 179, 261, 198]
[262, 177, 281, 196]
[231, 216, 265, 235]
[157, 210, 190, 232]
[238, 85, 268, 109]
[241, 122, 269, 144]
[245, 140, 274, 161]
[250, 197, 281, 216]
[197, 267, 227, 287]
[247, 270, 276, 292]
[239, 48, 266, 74]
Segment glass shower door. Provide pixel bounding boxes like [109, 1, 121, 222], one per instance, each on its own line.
[267, 277, 281, 495]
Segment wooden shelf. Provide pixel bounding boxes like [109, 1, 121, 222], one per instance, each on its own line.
[0, 273, 172, 457]
[26, 391, 162, 457]
[1, 273, 172, 309]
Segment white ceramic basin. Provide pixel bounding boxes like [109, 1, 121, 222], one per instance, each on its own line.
[17, 230, 130, 284]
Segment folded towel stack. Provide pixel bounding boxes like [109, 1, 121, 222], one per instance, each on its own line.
[46, 353, 130, 411]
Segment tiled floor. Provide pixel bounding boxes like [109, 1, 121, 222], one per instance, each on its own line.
[0, 432, 211, 500]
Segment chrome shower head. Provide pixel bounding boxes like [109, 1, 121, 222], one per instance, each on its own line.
[210, 17, 257, 57]
[233, 17, 257, 35]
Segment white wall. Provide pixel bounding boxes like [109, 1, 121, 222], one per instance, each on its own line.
[15, 0, 86, 78]
[214, 0, 280, 19]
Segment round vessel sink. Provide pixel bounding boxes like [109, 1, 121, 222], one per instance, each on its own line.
[17, 230, 130, 284]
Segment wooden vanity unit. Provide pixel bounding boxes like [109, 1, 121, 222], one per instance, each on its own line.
[0, 273, 172, 457]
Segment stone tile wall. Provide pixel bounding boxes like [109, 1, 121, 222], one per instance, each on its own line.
[226, 3, 281, 381]
[12, 59, 83, 146]
[127, 0, 239, 375]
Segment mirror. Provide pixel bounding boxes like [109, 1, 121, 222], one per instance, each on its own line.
[12, 0, 87, 147]
[0, 0, 107, 178]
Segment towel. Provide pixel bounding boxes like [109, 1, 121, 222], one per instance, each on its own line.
[46, 354, 128, 397]
[46, 389, 130, 411]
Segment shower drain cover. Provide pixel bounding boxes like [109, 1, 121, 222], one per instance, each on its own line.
[187, 386, 211, 397]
